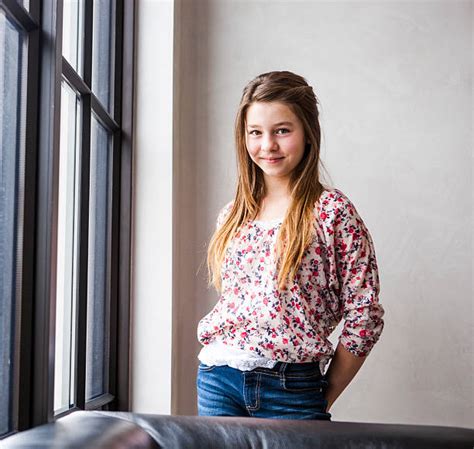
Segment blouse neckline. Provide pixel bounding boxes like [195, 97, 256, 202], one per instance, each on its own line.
[249, 218, 284, 227]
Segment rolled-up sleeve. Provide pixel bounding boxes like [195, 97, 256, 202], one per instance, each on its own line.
[333, 192, 385, 357]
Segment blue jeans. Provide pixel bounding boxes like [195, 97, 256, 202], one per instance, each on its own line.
[196, 361, 332, 420]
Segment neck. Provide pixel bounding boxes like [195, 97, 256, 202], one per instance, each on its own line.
[263, 175, 291, 199]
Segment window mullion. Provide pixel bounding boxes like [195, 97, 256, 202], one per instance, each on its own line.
[107, 0, 122, 407]
[73, 0, 93, 411]
[16, 0, 41, 432]
[116, 0, 135, 411]
[32, 0, 64, 426]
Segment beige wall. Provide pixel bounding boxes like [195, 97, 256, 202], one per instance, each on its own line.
[134, 0, 473, 428]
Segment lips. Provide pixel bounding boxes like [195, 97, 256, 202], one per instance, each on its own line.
[263, 157, 284, 161]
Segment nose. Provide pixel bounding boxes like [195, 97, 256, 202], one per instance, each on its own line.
[261, 133, 278, 152]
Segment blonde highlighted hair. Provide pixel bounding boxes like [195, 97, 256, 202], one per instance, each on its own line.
[207, 71, 331, 292]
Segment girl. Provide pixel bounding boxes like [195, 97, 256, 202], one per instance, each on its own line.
[196, 71, 384, 420]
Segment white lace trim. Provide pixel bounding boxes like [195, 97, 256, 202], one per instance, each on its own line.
[198, 340, 331, 374]
[198, 340, 278, 372]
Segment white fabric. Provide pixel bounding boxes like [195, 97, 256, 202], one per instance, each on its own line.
[198, 339, 278, 371]
[198, 339, 330, 374]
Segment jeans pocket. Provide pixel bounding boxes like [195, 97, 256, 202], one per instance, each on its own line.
[283, 372, 327, 392]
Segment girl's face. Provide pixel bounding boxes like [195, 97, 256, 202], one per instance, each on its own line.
[245, 101, 306, 187]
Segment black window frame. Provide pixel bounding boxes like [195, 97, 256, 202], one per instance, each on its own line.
[0, 0, 135, 437]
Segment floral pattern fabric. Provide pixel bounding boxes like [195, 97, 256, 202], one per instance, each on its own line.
[197, 188, 385, 363]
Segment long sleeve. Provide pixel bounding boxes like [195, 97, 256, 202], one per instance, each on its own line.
[332, 192, 385, 357]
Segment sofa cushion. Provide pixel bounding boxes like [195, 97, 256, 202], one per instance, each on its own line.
[101, 411, 474, 449]
[2, 410, 473, 449]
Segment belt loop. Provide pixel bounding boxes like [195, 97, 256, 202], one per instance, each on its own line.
[278, 362, 287, 374]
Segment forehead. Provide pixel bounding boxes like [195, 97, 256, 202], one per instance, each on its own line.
[245, 101, 299, 126]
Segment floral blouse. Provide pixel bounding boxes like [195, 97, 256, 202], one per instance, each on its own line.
[197, 188, 385, 363]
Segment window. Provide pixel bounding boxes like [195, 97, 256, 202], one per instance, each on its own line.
[0, 0, 135, 437]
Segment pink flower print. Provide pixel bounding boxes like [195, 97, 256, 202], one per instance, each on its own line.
[263, 298, 269, 305]
[320, 212, 328, 220]
[282, 338, 289, 345]
[241, 331, 248, 338]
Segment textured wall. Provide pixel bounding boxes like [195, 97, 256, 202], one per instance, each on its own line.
[146, 0, 473, 426]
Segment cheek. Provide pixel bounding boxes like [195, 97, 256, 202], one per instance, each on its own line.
[246, 141, 260, 158]
[287, 137, 306, 157]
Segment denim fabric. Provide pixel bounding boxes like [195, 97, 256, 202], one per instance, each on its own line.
[196, 361, 332, 420]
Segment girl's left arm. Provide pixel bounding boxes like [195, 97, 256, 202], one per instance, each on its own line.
[324, 342, 366, 411]
[324, 191, 385, 410]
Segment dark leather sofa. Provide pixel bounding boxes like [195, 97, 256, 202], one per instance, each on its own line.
[3, 410, 473, 448]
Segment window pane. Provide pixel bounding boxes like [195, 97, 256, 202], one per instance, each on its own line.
[54, 81, 81, 413]
[92, 0, 113, 112]
[86, 115, 111, 401]
[0, 10, 23, 436]
[62, 0, 84, 75]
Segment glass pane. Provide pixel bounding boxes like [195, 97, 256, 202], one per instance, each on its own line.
[86, 115, 111, 401]
[54, 81, 81, 414]
[0, 10, 23, 436]
[62, 0, 84, 75]
[92, 0, 113, 112]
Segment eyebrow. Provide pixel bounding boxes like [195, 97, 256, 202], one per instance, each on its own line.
[247, 121, 294, 128]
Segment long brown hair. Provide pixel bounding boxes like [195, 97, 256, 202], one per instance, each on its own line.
[207, 71, 331, 292]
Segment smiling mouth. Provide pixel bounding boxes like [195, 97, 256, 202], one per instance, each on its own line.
[263, 157, 284, 161]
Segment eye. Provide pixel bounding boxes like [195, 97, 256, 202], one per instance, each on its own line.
[276, 128, 290, 135]
[248, 129, 261, 136]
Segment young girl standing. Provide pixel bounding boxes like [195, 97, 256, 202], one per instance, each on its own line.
[197, 71, 385, 420]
